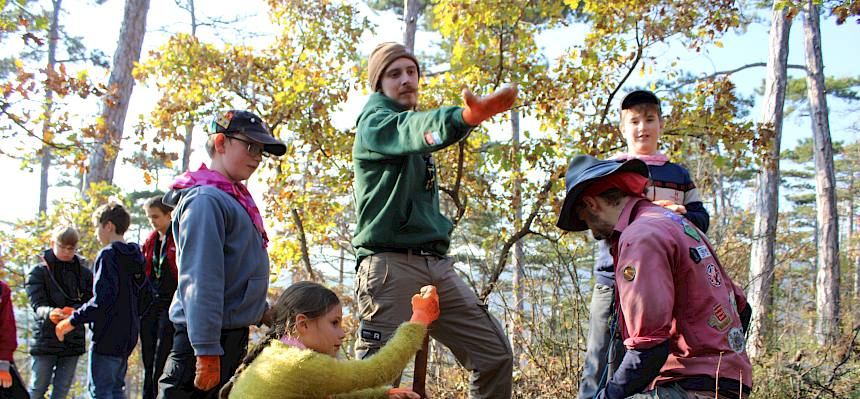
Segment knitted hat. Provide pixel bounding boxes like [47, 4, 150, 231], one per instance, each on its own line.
[367, 42, 420, 91]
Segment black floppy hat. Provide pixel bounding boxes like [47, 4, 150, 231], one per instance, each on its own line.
[556, 155, 650, 232]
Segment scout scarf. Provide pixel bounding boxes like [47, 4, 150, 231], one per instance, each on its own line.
[170, 163, 269, 248]
[611, 152, 669, 166]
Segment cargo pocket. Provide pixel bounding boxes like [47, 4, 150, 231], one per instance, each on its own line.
[356, 256, 388, 320]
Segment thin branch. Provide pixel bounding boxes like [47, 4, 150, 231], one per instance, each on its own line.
[669, 62, 808, 90]
[599, 23, 643, 127]
[479, 175, 555, 301]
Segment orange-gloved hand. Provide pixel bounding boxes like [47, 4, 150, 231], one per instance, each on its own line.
[49, 308, 67, 324]
[55, 318, 74, 342]
[410, 285, 440, 326]
[0, 361, 12, 388]
[194, 355, 220, 391]
[653, 199, 687, 214]
[388, 387, 421, 399]
[461, 84, 518, 126]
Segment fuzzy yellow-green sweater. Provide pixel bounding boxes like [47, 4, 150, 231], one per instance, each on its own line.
[228, 322, 427, 398]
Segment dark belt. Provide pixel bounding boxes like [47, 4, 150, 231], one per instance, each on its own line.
[380, 248, 440, 257]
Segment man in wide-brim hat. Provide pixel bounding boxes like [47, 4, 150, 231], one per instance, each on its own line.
[557, 155, 753, 399]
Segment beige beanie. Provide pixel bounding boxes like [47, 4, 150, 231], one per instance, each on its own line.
[367, 42, 420, 91]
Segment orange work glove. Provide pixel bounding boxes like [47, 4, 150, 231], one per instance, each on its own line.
[460, 84, 518, 126]
[194, 355, 220, 391]
[653, 199, 687, 215]
[49, 308, 67, 324]
[409, 285, 440, 326]
[388, 387, 421, 399]
[55, 318, 74, 342]
[0, 361, 12, 388]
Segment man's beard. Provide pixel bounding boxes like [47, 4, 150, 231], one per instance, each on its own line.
[584, 208, 614, 240]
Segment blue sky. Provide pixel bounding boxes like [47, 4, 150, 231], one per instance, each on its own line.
[1, 1, 858, 227]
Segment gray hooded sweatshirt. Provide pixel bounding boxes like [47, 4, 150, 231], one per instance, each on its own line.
[164, 185, 269, 356]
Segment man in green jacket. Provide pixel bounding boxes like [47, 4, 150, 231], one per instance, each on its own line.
[352, 42, 517, 399]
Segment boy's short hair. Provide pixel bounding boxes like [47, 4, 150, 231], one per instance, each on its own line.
[92, 202, 131, 234]
[52, 225, 80, 246]
[620, 90, 662, 120]
[144, 195, 173, 214]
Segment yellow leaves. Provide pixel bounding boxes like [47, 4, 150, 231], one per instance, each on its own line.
[715, 40, 724, 48]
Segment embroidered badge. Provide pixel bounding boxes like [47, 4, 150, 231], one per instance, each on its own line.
[663, 211, 684, 226]
[729, 291, 738, 313]
[360, 328, 383, 342]
[706, 263, 723, 287]
[728, 327, 746, 353]
[708, 303, 733, 331]
[622, 265, 636, 281]
[215, 111, 234, 130]
[689, 246, 713, 263]
[683, 222, 701, 242]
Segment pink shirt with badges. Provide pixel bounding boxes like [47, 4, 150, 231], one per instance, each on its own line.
[610, 198, 752, 390]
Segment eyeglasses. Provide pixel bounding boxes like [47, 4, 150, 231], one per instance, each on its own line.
[228, 135, 269, 158]
[57, 244, 77, 252]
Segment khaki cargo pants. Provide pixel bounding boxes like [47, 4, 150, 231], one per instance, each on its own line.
[354, 252, 513, 399]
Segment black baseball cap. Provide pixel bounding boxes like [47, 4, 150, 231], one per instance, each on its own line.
[208, 110, 286, 156]
[620, 90, 661, 114]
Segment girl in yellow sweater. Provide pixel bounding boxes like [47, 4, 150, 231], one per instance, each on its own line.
[221, 281, 439, 399]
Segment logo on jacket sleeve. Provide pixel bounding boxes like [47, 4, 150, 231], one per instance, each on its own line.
[621, 265, 636, 281]
[706, 264, 722, 287]
[728, 327, 746, 353]
[708, 303, 733, 331]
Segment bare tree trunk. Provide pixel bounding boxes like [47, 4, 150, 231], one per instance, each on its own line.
[83, 0, 150, 191]
[180, 0, 197, 173]
[39, 0, 62, 213]
[804, 0, 841, 346]
[403, 0, 420, 52]
[510, 108, 524, 360]
[746, 4, 792, 360]
[291, 208, 317, 281]
[181, 123, 193, 172]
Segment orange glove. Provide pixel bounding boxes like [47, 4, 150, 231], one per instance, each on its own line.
[410, 285, 440, 326]
[49, 308, 66, 324]
[0, 361, 11, 388]
[194, 355, 220, 391]
[49, 307, 75, 324]
[653, 199, 686, 214]
[388, 387, 420, 399]
[55, 318, 75, 342]
[461, 84, 518, 126]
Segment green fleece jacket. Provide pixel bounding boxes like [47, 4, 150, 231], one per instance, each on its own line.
[352, 92, 473, 258]
[227, 323, 427, 398]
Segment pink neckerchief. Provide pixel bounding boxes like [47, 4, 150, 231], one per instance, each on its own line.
[279, 336, 307, 349]
[170, 163, 269, 248]
[611, 152, 669, 166]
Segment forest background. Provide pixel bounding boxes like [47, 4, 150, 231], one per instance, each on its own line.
[1, 0, 860, 397]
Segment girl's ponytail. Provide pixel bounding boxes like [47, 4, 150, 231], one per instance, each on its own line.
[219, 328, 279, 399]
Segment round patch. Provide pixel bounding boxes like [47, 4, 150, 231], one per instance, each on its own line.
[728, 327, 746, 353]
[706, 264, 722, 287]
[622, 265, 636, 281]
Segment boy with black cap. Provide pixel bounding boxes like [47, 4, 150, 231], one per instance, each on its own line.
[352, 42, 517, 399]
[558, 155, 751, 399]
[158, 110, 285, 398]
[579, 90, 711, 399]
